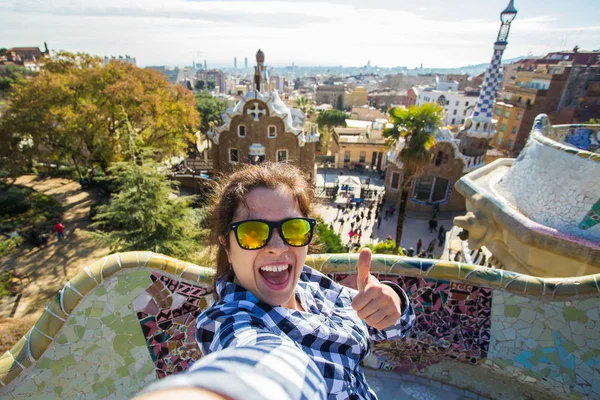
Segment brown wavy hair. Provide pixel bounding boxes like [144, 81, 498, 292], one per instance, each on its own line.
[208, 162, 316, 297]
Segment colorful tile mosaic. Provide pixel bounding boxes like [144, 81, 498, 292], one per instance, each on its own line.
[0, 252, 598, 400]
[134, 272, 212, 378]
[330, 273, 492, 373]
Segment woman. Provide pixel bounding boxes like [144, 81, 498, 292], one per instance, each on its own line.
[136, 163, 415, 400]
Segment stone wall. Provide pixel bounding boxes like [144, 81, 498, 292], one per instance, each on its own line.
[1, 252, 598, 399]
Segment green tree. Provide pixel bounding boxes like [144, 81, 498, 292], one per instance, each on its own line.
[383, 103, 443, 249]
[207, 80, 216, 91]
[0, 52, 200, 176]
[316, 109, 348, 154]
[194, 80, 205, 90]
[0, 65, 36, 93]
[89, 117, 201, 258]
[295, 95, 315, 119]
[196, 91, 226, 135]
[312, 218, 344, 253]
[336, 95, 344, 111]
[365, 239, 404, 255]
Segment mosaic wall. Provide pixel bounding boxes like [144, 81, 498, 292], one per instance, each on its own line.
[1, 252, 599, 400]
[333, 273, 492, 371]
[134, 272, 212, 378]
[497, 134, 600, 242]
[486, 292, 600, 399]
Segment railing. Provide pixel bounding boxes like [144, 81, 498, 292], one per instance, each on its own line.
[462, 154, 486, 172]
[1, 252, 598, 399]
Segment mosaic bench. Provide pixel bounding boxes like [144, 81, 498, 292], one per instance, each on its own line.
[1, 252, 598, 399]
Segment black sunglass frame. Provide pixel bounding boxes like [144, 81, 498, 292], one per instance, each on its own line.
[227, 217, 317, 250]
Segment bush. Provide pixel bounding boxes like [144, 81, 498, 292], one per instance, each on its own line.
[0, 185, 62, 237]
[0, 185, 33, 215]
[312, 217, 344, 254]
[0, 272, 15, 297]
[0, 236, 23, 258]
[365, 239, 404, 255]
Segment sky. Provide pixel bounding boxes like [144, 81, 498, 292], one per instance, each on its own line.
[1, 0, 599, 69]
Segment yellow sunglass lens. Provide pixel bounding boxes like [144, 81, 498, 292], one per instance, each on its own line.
[237, 221, 269, 249]
[282, 219, 311, 246]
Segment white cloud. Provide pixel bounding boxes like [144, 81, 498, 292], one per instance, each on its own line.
[1, 0, 599, 68]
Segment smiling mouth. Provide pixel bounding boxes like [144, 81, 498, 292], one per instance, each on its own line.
[259, 264, 292, 290]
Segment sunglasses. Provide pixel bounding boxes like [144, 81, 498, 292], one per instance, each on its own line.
[227, 217, 316, 250]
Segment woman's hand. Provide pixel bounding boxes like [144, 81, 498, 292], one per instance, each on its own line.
[351, 248, 403, 331]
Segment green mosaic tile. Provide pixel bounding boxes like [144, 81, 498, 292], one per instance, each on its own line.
[534, 306, 545, 314]
[55, 333, 68, 345]
[563, 339, 579, 354]
[136, 363, 155, 380]
[53, 386, 63, 396]
[504, 305, 521, 318]
[36, 381, 46, 394]
[545, 351, 560, 364]
[95, 285, 107, 296]
[559, 366, 577, 383]
[36, 357, 52, 369]
[563, 307, 588, 323]
[89, 307, 104, 319]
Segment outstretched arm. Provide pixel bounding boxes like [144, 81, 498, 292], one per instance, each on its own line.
[134, 316, 327, 400]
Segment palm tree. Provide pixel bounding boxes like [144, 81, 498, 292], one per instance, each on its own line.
[383, 103, 443, 250]
[295, 95, 315, 119]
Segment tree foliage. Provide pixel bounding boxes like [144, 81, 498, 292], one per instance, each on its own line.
[383, 103, 443, 248]
[0, 65, 36, 93]
[0, 52, 200, 179]
[196, 91, 226, 135]
[295, 95, 314, 119]
[316, 109, 347, 154]
[312, 218, 344, 253]
[88, 117, 202, 259]
[336, 95, 344, 111]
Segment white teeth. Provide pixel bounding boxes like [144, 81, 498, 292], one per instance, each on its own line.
[260, 264, 289, 272]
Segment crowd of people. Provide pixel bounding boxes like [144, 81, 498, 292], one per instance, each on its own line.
[329, 193, 387, 253]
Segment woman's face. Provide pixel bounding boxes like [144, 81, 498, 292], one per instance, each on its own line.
[225, 186, 308, 309]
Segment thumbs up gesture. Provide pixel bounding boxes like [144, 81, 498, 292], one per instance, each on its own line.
[351, 248, 403, 331]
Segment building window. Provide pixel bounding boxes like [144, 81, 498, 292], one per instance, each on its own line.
[268, 125, 277, 138]
[507, 139, 514, 147]
[411, 176, 451, 204]
[453, 109, 457, 115]
[391, 172, 400, 190]
[495, 108, 501, 116]
[465, 101, 469, 106]
[496, 137, 502, 145]
[504, 111, 510, 118]
[516, 113, 521, 120]
[276, 149, 288, 163]
[451, 118, 456, 125]
[229, 148, 239, 163]
[446, 100, 450, 105]
[359, 151, 366, 163]
[434, 151, 443, 166]
[500, 124, 506, 132]
[455, 101, 459, 106]
[512, 126, 517, 134]
[344, 151, 351, 162]
[238, 125, 246, 138]
[461, 119, 465, 124]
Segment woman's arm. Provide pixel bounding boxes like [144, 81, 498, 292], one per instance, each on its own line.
[366, 281, 415, 341]
[135, 316, 327, 400]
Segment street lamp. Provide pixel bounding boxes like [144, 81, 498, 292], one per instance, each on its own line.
[497, 0, 518, 43]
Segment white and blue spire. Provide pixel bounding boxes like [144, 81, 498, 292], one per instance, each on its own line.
[463, 0, 518, 138]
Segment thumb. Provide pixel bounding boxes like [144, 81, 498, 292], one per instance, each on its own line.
[356, 248, 372, 292]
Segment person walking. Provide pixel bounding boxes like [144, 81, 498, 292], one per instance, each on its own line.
[416, 239, 422, 254]
[427, 238, 436, 254]
[428, 218, 435, 233]
[377, 215, 382, 229]
[54, 220, 65, 241]
[432, 219, 438, 233]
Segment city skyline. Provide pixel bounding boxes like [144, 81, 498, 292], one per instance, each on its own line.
[1, 0, 599, 68]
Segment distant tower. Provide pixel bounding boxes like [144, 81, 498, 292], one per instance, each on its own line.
[462, 0, 517, 139]
[234, 57, 237, 69]
[254, 49, 266, 92]
[245, 57, 248, 69]
[204, 59, 207, 70]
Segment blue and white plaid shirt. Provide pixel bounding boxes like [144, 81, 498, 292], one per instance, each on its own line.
[141, 266, 414, 400]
